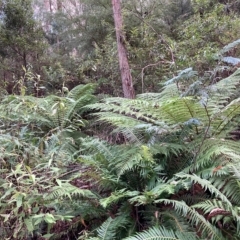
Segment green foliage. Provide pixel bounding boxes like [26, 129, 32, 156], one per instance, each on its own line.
[3, 1, 240, 239]
[79, 65, 240, 239]
[0, 83, 98, 239]
[123, 226, 198, 240]
[176, 2, 240, 71]
[0, 0, 47, 94]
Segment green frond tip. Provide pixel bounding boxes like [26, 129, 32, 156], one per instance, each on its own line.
[100, 189, 139, 208]
[44, 182, 97, 200]
[97, 217, 116, 240]
[220, 39, 240, 55]
[123, 226, 198, 240]
[164, 68, 198, 86]
[93, 216, 130, 240]
[67, 83, 96, 100]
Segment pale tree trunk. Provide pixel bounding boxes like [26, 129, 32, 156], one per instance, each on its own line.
[112, 0, 135, 99]
[49, 0, 52, 12]
[57, 0, 62, 10]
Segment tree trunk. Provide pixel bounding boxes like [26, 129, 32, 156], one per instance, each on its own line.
[57, 0, 62, 11]
[112, 0, 135, 99]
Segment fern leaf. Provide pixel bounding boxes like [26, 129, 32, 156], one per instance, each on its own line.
[100, 189, 139, 208]
[67, 83, 96, 100]
[97, 218, 116, 240]
[192, 199, 239, 222]
[123, 226, 198, 240]
[222, 57, 240, 66]
[95, 215, 130, 240]
[220, 39, 240, 54]
[45, 182, 97, 201]
[175, 173, 232, 207]
[155, 199, 225, 240]
[164, 68, 198, 86]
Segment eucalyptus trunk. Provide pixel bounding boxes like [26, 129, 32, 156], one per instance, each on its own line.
[112, 0, 135, 99]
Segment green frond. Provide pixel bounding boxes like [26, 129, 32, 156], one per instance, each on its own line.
[111, 145, 156, 178]
[67, 84, 96, 100]
[220, 39, 240, 55]
[128, 182, 176, 206]
[209, 68, 240, 107]
[93, 112, 146, 128]
[100, 189, 139, 208]
[192, 199, 240, 225]
[139, 83, 179, 101]
[164, 68, 198, 86]
[160, 97, 205, 125]
[160, 210, 195, 232]
[185, 138, 240, 175]
[89, 97, 161, 126]
[177, 193, 210, 205]
[123, 226, 198, 240]
[45, 182, 97, 201]
[211, 97, 240, 134]
[92, 215, 131, 240]
[175, 173, 232, 207]
[211, 176, 240, 205]
[1, 83, 96, 130]
[155, 199, 225, 240]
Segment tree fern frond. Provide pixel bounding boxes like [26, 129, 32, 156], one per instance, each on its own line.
[89, 98, 162, 126]
[67, 84, 96, 100]
[177, 193, 210, 206]
[79, 137, 114, 160]
[164, 68, 198, 86]
[174, 173, 232, 207]
[211, 97, 240, 134]
[123, 226, 198, 240]
[93, 215, 131, 240]
[96, 217, 116, 240]
[222, 57, 240, 66]
[160, 210, 195, 233]
[209, 68, 240, 107]
[160, 97, 205, 125]
[192, 199, 240, 224]
[139, 83, 179, 101]
[155, 199, 225, 240]
[220, 39, 240, 55]
[100, 189, 139, 208]
[93, 112, 146, 128]
[211, 176, 240, 206]
[45, 182, 97, 201]
[186, 138, 240, 174]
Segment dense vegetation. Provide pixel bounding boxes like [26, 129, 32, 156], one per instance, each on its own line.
[1, 0, 240, 239]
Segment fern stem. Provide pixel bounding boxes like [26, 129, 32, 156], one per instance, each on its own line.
[193, 102, 211, 171]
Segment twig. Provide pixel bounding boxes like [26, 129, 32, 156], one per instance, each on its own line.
[141, 60, 173, 93]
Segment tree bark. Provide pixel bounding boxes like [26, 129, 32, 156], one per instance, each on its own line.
[57, 0, 62, 11]
[112, 0, 135, 99]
